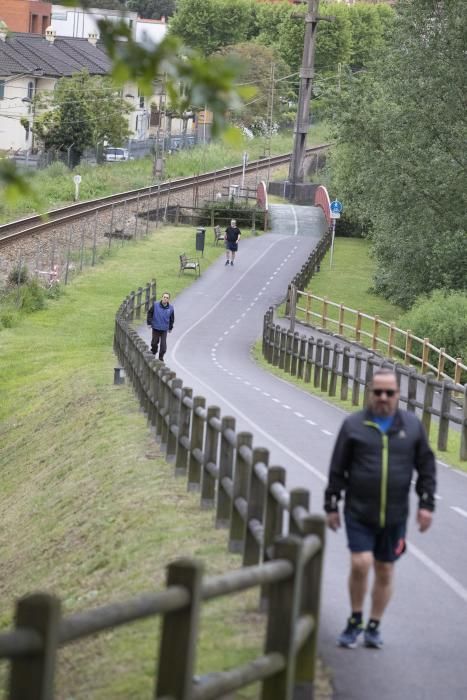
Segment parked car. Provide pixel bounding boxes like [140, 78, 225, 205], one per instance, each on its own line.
[104, 147, 130, 162]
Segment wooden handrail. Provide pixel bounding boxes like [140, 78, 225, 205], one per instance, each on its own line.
[293, 290, 466, 381]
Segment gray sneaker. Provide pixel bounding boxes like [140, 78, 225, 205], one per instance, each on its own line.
[337, 617, 364, 648]
[364, 623, 383, 649]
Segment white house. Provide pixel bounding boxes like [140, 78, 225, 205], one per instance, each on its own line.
[0, 20, 188, 153]
[50, 6, 168, 48]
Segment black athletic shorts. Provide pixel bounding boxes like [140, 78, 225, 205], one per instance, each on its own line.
[226, 241, 238, 252]
[344, 511, 407, 563]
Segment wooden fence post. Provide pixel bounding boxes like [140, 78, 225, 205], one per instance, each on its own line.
[338, 304, 344, 335]
[461, 385, 467, 461]
[243, 447, 269, 567]
[388, 322, 395, 358]
[294, 516, 326, 700]
[406, 369, 417, 413]
[135, 287, 143, 319]
[216, 416, 236, 528]
[355, 311, 362, 342]
[421, 338, 430, 373]
[261, 466, 286, 609]
[437, 349, 446, 379]
[341, 346, 351, 402]
[160, 371, 176, 447]
[313, 339, 323, 388]
[268, 323, 276, 364]
[297, 335, 307, 380]
[421, 372, 435, 438]
[289, 489, 310, 537]
[437, 381, 452, 452]
[9, 594, 61, 700]
[188, 396, 206, 491]
[166, 378, 183, 462]
[261, 537, 303, 700]
[329, 344, 340, 397]
[279, 328, 288, 370]
[229, 432, 253, 554]
[273, 325, 282, 367]
[320, 341, 331, 392]
[291, 333, 300, 376]
[155, 559, 203, 700]
[363, 356, 374, 407]
[201, 406, 221, 509]
[404, 330, 413, 363]
[304, 337, 314, 384]
[285, 331, 294, 374]
[352, 353, 363, 406]
[321, 297, 328, 329]
[175, 387, 193, 476]
[371, 316, 379, 351]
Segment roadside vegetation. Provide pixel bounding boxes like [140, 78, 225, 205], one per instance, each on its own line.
[0, 124, 329, 225]
[0, 225, 265, 698]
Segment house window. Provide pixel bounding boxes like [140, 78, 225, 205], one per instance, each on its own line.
[27, 82, 34, 100]
[0, 81, 5, 100]
[138, 89, 145, 109]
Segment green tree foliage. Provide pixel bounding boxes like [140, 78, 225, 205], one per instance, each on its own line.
[216, 43, 291, 130]
[89, 0, 126, 9]
[34, 72, 132, 161]
[126, 0, 176, 20]
[168, 0, 256, 55]
[348, 3, 387, 69]
[402, 291, 467, 369]
[328, 0, 467, 308]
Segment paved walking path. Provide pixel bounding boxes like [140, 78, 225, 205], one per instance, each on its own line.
[138, 204, 467, 700]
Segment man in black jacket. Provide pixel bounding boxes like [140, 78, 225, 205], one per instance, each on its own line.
[324, 368, 436, 649]
[224, 219, 241, 266]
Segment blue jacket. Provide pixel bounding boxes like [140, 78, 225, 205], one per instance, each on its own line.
[147, 301, 174, 331]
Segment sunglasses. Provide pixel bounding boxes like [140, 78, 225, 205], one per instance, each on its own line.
[372, 388, 397, 397]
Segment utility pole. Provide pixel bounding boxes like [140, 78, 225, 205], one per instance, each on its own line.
[263, 62, 275, 160]
[288, 0, 320, 197]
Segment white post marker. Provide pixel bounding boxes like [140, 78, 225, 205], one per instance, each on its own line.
[329, 199, 343, 268]
[73, 174, 82, 202]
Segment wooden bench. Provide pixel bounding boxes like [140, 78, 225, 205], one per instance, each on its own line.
[179, 253, 200, 276]
[213, 225, 225, 245]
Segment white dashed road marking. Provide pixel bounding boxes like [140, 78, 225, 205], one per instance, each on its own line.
[451, 506, 467, 519]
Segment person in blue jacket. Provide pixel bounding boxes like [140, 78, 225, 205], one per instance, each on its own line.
[146, 291, 175, 361]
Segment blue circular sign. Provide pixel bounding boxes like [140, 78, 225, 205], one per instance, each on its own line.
[330, 199, 343, 214]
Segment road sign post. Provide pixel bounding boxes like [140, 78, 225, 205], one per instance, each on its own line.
[329, 200, 343, 268]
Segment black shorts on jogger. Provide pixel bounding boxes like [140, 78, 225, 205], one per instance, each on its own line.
[344, 511, 407, 563]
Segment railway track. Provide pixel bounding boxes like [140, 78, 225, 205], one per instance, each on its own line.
[0, 146, 329, 247]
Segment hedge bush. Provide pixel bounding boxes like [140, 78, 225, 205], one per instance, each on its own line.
[402, 290, 467, 376]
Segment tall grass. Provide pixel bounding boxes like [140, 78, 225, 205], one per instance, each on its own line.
[0, 224, 267, 699]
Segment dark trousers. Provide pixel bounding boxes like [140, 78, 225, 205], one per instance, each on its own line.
[151, 329, 168, 359]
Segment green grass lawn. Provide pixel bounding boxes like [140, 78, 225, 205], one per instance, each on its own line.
[0, 224, 272, 699]
[0, 124, 330, 224]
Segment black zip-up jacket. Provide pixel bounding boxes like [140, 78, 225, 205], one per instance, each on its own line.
[324, 409, 436, 527]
